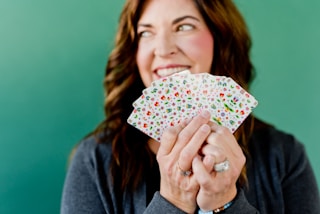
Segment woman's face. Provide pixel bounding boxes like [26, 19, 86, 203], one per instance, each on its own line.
[136, 0, 214, 87]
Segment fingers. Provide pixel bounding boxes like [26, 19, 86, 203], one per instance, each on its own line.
[177, 123, 211, 171]
[192, 155, 211, 180]
[175, 110, 211, 149]
[208, 122, 243, 158]
[157, 117, 203, 213]
[156, 111, 245, 213]
[158, 110, 211, 157]
[200, 124, 246, 180]
[159, 161, 200, 213]
[156, 110, 212, 206]
[157, 121, 186, 157]
[192, 153, 234, 189]
[202, 154, 215, 172]
[192, 153, 237, 212]
[174, 111, 211, 172]
[201, 144, 226, 164]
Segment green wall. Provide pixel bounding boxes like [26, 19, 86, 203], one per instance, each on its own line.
[0, 0, 319, 213]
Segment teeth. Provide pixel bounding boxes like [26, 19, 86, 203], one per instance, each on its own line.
[157, 67, 189, 77]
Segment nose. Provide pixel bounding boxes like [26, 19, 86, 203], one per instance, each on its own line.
[154, 32, 177, 57]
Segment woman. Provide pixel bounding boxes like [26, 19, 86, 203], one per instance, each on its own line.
[61, 0, 320, 213]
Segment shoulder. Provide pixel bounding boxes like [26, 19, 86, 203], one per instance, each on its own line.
[245, 119, 320, 213]
[250, 119, 304, 156]
[61, 135, 115, 213]
[69, 134, 112, 171]
[249, 119, 309, 178]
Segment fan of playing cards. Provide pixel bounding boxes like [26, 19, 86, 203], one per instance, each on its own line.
[127, 71, 258, 142]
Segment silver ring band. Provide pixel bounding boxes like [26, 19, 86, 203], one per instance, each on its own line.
[177, 161, 192, 176]
[213, 159, 230, 172]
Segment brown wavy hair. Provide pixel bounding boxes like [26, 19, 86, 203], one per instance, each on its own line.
[94, 0, 256, 192]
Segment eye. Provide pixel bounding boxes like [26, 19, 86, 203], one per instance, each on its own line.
[177, 24, 194, 32]
[138, 31, 152, 38]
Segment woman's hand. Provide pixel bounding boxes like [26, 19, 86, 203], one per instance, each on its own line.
[156, 110, 212, 213]
[192, 123, 246, 212]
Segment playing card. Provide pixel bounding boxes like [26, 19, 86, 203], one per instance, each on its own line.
[127, 72, 258, 142]
[130, 71, 190, 140]
[128, 98, 163, 141]
[208, 77, 258, 132]
[145, 71, 191, 127]
[178, 73, 207, 119]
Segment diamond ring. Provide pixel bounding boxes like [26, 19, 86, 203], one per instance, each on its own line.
[213, 159, 230, 172]
[177, 161, 192, 176]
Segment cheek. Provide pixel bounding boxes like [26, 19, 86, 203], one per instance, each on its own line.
[136, 45, 147, 70]
[181, 33, 214, 68]
[136, 43, 154, 87]
[136, 42, 155, 69]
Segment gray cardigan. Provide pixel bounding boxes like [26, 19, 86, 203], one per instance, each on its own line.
[61, 126, 320, 213]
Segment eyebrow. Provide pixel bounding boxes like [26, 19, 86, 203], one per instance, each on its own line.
[172, 15, 200, 25]
[137, 15, 200, 28]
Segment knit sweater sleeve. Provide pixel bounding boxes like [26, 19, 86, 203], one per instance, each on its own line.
[144, 189, 259, 214]
[60, 140, 107, 214]
[219, 189, 259, 214]
[281, 137, 320, 213]
[144, 192, 187, 214]
[60, 138, 118, 214]
[247, 127, 320, 213]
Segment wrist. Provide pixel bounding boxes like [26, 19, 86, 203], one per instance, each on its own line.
[159, 190, 197, 213]
[198, 198, 234, 214]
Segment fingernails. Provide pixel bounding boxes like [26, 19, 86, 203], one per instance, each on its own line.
[185, 117, 192, 124]
[193, 155, 201, 163]
[200, 124, 210, 132]
[201, 110, 210, 118]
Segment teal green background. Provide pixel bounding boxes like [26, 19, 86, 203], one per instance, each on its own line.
[0, 0, 319, 213]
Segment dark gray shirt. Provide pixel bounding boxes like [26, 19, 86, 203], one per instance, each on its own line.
[61, 126, 320, 213]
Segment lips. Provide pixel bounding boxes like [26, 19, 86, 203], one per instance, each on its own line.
[156, 66, 190, 77]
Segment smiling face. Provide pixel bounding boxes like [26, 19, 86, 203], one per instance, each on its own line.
[136, 0, 214, 87]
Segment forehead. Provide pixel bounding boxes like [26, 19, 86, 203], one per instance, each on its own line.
[138, 0, 202, 23]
